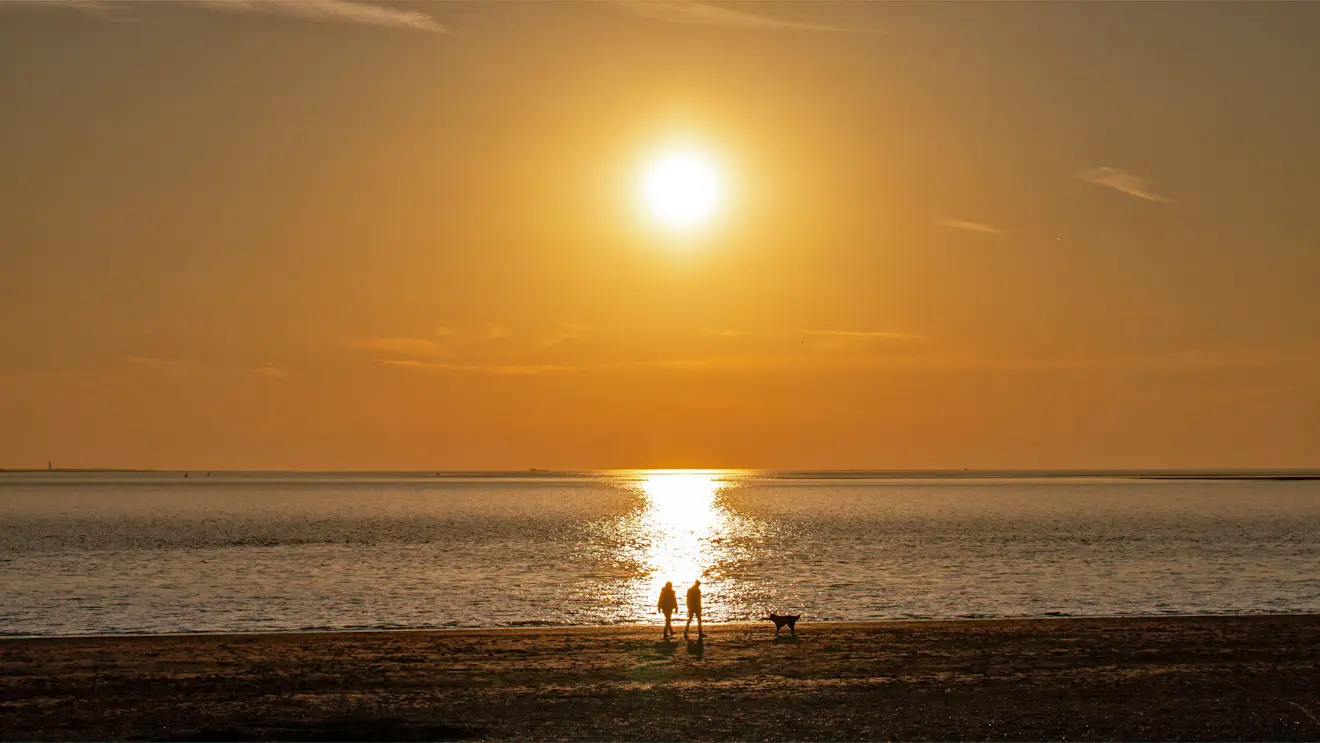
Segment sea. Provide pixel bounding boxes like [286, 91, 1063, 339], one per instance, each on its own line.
[2, 470, 1318, 637]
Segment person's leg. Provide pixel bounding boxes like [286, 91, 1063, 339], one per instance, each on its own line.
[697, 610, 703, 637]
[684, 611, 692, 637]
[664, 610, 672, 636]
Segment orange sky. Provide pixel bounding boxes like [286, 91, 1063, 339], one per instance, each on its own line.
[1, 1, 1317, 469]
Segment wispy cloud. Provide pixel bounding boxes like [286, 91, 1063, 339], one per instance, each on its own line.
[939, 219, 1005, 235]
[924, 343, 1320, 374]
[355, 327, 562, 373]
[799, 329, 923, 354]
[0, 0, 135, 19]
[350, 337, 448, 360]
[354, 324, 928, 376]
[484, 323, 511, 341]
[381, 360, 578, 376]
[122, 355, 177, 368]
[1075, 166, 1171, 203]
[803, 330, 922, 341]
[252, 362, 288, 379]
[702, 328, 919, 342]
[538, 321, 591, 349]
[7, 0, 450, 32]
[613, 0, 858, 32]
[121, 355, 299, 380]
[197, 0, 448, 31]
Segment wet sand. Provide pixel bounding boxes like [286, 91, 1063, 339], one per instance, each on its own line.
[4, 615, 1320, 741]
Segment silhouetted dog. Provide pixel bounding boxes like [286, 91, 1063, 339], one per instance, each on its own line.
[765, 613, 800, 635]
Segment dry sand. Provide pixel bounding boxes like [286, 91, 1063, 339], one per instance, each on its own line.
[4, 615, 1320, 741]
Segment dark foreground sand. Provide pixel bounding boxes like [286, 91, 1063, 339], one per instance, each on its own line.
[4, 615, 1320, 741]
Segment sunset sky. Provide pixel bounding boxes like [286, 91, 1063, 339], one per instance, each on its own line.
[2, 1, 1317, 470]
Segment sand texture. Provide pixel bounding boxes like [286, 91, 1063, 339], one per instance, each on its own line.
[4, 615, 1320, 741]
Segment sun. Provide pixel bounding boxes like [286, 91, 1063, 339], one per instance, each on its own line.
[639, 147, 725, 231]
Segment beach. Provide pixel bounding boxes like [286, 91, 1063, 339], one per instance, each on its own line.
[4, 615, 1319, 741]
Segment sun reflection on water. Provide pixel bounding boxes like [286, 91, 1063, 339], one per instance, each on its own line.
[637, 472, 724, 590]
[575, 470, 768, 624]
[608, 470, 746, 622]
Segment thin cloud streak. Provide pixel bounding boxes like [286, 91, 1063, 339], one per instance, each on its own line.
[803, 330, 922, 341]
[355, 325, 929, 376]
[350, 337, 447, 359]
[613, 0, 859, 32]
[701, 328, 919, 341]
[7, 0, 450, 31]
[15, 0, 868, 34]
[122, 355, 175, 368]
[351, 326, 1320, 378]
[381, 360, 578, 375]
[0, 0, 134, 19]
[1076, 166, 1171, 203]
[939, 219, 1005, 235]
[121, 355, 296, 379]
[196, 0, 448, 32]
[252, 362, 288, 379]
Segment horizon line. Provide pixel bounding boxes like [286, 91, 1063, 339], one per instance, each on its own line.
[4, 467, 1320, 477]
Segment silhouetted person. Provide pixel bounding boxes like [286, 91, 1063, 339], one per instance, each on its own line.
[684, 579, 703, 638]
[657, 581, 679, 638]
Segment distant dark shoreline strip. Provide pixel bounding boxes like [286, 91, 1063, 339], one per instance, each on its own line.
[1134, 475, 1320, 481]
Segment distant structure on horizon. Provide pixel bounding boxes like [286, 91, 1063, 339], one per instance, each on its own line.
[47, 461, 52, 472]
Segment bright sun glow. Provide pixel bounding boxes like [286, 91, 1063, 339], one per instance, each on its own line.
[640, 148, 725, 230]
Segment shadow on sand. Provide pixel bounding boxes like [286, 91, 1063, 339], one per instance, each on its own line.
[653, 640, 678, 656]
[685, 638, 705, 657]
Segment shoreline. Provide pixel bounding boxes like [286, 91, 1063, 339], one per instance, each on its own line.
[4, 610, 1320, 643]
[5, 613, 1320, 740]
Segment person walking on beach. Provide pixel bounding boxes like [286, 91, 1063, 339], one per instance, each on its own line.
[684, 579, 703, 639]
[657, 581, 679, 638]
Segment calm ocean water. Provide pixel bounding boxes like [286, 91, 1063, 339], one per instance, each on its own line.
[2, 470, 1318, 636]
